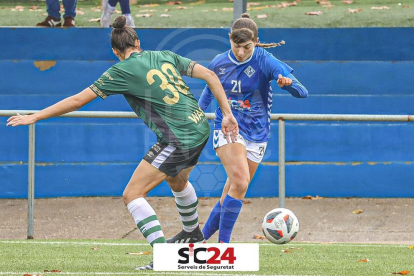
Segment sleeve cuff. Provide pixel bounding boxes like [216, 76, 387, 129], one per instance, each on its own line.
[89, 84, 107, 99]
[186, 61, 197, 77]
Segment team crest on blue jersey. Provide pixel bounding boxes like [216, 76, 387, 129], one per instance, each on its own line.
[219, 68, 226, 75]
[244, 66, 255, 78]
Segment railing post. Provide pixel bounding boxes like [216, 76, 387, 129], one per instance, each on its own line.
[278, 118, 286, 208]
[27, 123, 35, 239]
[233, 0, 247, 23]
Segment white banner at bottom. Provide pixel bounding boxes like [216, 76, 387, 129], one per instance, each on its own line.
[153, 243, 259, 271]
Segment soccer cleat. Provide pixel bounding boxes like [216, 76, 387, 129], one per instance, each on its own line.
[36, 16, 61, 27]
[63, 17, 75, 27]
[135, 261, 153, 270]
[167, 226, 205, 243]
[100, 0, 114, 27]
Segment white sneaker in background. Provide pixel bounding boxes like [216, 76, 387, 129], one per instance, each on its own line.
[124, 14, 135, 28]
[101, 0, 115, 27]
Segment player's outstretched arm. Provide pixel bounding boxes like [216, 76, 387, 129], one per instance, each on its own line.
[191, 64, 238, 143]
[6, 88, 98, 127]
[277, 73, 308, 98]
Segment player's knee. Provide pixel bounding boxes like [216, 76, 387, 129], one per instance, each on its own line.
[122, 188, 148, 205]
[230, 171, 250, 193]
[166, 175, 188, 192]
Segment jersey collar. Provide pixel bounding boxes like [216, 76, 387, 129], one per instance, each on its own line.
[228, 47, 255, 65]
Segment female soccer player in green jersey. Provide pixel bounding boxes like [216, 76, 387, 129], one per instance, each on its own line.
[7, 16, 238, 270]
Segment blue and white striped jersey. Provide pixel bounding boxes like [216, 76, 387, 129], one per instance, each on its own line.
[199, 46, 307, 143]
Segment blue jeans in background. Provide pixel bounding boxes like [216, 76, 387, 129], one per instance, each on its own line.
[46, 0, 77, 18]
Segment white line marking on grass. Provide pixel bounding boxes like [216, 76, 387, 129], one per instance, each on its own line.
[0, 273, 303, 276]
[0, 240, 410, 248]
[0, 240, 147, 246]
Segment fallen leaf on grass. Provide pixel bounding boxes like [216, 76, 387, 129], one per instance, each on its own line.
[408, 245, 414, 249]
[348, 8, 362, 13]
[89, 18, 100, 22]
[91, 7, 101, 12]
[126, 251, 151, 255]
[306, 11, 322, 15]
[76, 10, 85, 15]
[317, 0, 331, 4]
[190, 0, 205, 5]
[391, 271, 410, 275]
[253, 234, 266, 240]
[247, 2, 260, 7]
[160, 14, 171, 17]
[281, 2, 298, 8]
[29, 6, 38, 9]
[282, 247, 302, 253]
[92, 246, 100, 250]
[135, 13, 152, 17]
[352, 209, 364, 214]
[11, 6, 25, 11]
[342, 0, 353, 3]
[44, 270, 61, 273]
[176, 6, 188, 9]
[257, 14, 268, 19]
[222, 7, 233, 11]
[165, 1, 182, 5]
[371, 6, 390, 10]
[402, 5, 410, 8]
[24, 274, 44, 276]
[243, 200, 252, 204]
[140, 9, 156, 12]
[140, 4, 159, 7]
[357, 258, 370, 262]
[249, 5, 271, 10]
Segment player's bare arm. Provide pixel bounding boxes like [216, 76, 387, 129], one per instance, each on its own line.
[191, 63, 239, 143]
[6, 87, 98, 127]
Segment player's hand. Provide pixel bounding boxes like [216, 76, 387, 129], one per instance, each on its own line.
[221, 114, 239, 143]
[6, 113, 37, 127]
[277, 74, 292, 87]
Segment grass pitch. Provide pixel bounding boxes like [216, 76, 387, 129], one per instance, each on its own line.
[0, 0, 413, 28]
[0, 240, 413, 275]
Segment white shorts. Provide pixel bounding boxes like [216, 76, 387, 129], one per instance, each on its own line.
[212, 130, 268, 163]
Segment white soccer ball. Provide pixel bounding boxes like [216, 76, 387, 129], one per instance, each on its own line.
[261, 208, 299, 244]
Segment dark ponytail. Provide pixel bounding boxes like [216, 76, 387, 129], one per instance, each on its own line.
[231, 13, 285, 49]
[111, 16, 139, 54]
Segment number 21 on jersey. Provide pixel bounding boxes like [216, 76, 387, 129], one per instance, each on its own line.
[231, 80, 241, 93]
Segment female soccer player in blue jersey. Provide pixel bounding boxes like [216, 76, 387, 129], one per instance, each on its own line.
[7, 16, 238, 269]
[174, 13, 308, 243]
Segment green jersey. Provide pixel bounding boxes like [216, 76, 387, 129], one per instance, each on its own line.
[90, 50, 210, 150]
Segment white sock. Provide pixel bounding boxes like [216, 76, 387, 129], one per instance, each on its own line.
[127, 198, 166, 246]
[123, 13, 135, 27]
[107, 3, 116, 14]
[172, 182, 199, 232]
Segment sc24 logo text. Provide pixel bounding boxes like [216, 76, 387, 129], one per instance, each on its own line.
[178, 243, 236, 264]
